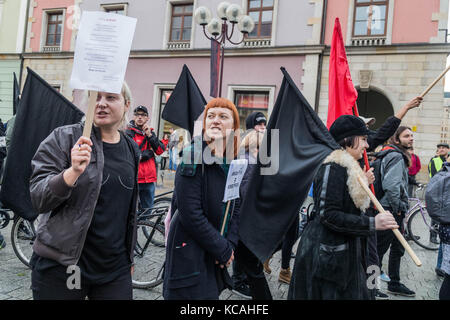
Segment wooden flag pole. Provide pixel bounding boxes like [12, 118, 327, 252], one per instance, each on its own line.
[82, 90, 97, 138]
[220, 201, 231, 236]
[419, 64, 450, 98]
[357, 175, 422, 267]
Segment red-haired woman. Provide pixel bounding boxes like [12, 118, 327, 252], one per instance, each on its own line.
[163, 98, 241, 300]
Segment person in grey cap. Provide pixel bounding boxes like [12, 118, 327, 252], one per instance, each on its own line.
[288, 115, 398, 300]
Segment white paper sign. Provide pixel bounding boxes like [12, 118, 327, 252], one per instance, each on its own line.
[223, 159, 248, 202]
[70, 11, 137, 94]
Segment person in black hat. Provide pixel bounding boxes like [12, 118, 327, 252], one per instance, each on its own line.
[288, 115, 398, 300]
[126, 105, 165, 210]
[245, 111, 267, 133]
[230, 111, 267, 299]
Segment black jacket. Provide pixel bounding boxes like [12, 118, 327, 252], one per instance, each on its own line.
[29, 124, 140, 266]
[163, 137, 240, 299]
[288, 149, 375, 300]
[367, 116, 401, 152]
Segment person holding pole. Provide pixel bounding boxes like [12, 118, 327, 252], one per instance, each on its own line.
[163, 97, 241, 300]
[375, 126, 416, 297]
[29, 83, 140, 300]
[288, 115, 398, 300]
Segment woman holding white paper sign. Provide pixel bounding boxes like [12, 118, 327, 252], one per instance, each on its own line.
[163, 97, 241, 300]
[29, 82, 140, 300]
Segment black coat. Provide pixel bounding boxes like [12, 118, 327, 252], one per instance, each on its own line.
[288, 149, 375, 300]
[367, 116, 401, 152]
[163, 138, 240, 300]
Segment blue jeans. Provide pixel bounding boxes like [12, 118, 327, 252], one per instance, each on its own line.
[437, 243, 443, 269]
[169, 149, 177, 171]
[139, 182, 155, 210]
[169, 149, 173, 170]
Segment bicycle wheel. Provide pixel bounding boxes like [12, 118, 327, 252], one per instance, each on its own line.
[143, 197, 171, 246]
[407, 208, 440, 251]
[0, 209, 10, 229]
[132, 220, 166, 289]
[11, 217, 36, 268]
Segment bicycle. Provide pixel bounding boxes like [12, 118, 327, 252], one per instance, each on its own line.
[404, 184, 440, 251]
[0, 206, 38, 268]
[137, 191, 172, 247]
[0, 189, 172, 271]
[132, 195, 172, 289]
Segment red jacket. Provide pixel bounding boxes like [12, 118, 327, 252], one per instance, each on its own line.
[126, 125, 165, 183]
[408, 153, 421, 176]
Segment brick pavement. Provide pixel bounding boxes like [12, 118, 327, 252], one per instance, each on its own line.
[0, 170, 444, 300]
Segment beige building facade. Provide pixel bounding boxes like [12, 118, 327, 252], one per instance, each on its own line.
[317, 45, 449, 182]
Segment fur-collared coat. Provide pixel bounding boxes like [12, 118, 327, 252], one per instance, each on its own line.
[288, 149, 376, 300]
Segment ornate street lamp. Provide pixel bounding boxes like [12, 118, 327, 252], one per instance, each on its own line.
[194, 2, 255, 97]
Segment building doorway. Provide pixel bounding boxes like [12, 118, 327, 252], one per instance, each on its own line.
[356, 88, 394, 130]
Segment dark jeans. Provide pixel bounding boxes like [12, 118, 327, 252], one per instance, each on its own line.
[366, 208, 380, 300]
[281, 215, 299, 269]
[440, 274, 450, 300]
[138, 182, 155, 210]
[160, 157, 167, 170]
[233, 241, 272, 300]
[376, 211, 405, 285]
[31, 266, 132, 300]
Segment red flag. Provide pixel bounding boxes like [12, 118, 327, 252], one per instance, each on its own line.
[327, 18, 358, 129]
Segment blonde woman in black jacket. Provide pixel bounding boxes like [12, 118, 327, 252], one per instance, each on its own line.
[29, 83, 140, 300]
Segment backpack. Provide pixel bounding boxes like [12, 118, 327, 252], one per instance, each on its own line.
[371, 146, 397, 200]
[425, 163, 450, 224]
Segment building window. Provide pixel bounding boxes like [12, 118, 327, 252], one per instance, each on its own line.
[158, 89, 177, 137]
[234, 91, 269, 131]
[101, 3, 127, 15]
[353, 0, 388, 37]
[247, 0, 273, 38]
[170, 3, 193, 42]
[45, 12, 63, 46]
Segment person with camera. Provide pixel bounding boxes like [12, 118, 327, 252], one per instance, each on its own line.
[126, 106, 165, 210]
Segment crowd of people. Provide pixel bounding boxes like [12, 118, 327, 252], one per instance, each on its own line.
[0, 83, 448, 301]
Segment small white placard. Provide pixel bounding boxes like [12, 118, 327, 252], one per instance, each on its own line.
[70, 11, 137, 94]
[223, 159, 248, 202]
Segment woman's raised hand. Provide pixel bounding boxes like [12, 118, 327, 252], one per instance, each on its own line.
[71, 136, 93, 175]
[63, 136, 93, 186]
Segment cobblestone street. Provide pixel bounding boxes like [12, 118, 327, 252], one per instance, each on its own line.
[0, 171, 444, 300]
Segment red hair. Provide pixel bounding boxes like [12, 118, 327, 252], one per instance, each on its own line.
[203, 97, 240, 158]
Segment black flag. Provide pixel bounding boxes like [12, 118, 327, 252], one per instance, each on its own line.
[239, 67, 340, 262]
[0, 68, 84, 220]
[13, 72, 20, 115]
[162, 64, 206, 137]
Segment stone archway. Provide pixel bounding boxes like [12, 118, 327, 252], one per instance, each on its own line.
[356, 87, 394, 130]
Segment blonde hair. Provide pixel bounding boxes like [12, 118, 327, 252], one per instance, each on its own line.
[119, 81, 132, 130]
[240, 130, 264, 153]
